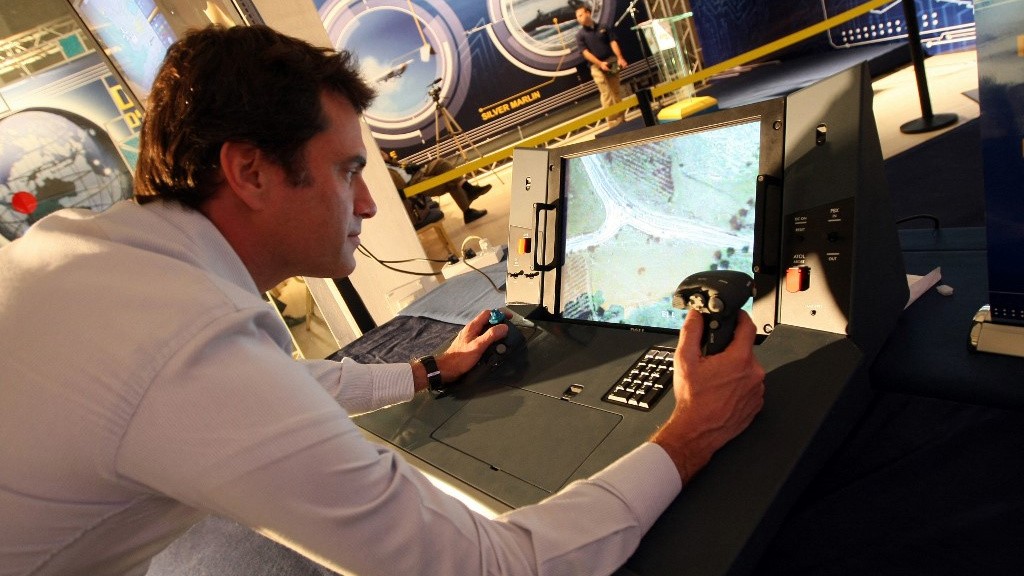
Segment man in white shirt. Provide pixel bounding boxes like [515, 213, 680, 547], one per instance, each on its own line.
[0, 24, 764, 576]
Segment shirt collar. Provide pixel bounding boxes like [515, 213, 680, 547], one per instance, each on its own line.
[133, 199, 260, 295]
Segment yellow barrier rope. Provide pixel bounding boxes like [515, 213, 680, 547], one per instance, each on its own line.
[403, 0, 893, 197]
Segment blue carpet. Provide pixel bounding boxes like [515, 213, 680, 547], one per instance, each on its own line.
[885, 117, 985, 230]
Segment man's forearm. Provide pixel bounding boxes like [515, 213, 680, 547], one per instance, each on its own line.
[610, 40, 624, 60]
[649, 412, 714, 486]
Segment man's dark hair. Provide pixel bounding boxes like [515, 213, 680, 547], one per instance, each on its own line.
[134, 25, 376, 209]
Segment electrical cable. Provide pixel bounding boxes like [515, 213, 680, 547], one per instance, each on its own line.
[462, 256, 503, 293]
[895, 214, 941, 230]
[458, 235, 504, 293]
[460, 235, 484, 254]
[357, 244, 448, 277]
[359, 244, 450, 264]
[358, 239, 505, 293]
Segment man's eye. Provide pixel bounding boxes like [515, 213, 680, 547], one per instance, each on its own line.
[338, 165, 361, 180]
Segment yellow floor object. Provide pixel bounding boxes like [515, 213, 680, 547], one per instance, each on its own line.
[656, 96, 719, 123]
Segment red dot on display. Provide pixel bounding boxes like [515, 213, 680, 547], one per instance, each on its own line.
[11, 191, 38, 215]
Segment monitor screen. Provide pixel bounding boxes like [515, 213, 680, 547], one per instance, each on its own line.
[552, 100, 785, 335]
[76, 0, 177, 103]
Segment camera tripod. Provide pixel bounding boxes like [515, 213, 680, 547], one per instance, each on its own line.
[429, 84, 481, 162]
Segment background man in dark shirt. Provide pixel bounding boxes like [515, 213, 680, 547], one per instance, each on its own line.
[575, 4, 628, 127]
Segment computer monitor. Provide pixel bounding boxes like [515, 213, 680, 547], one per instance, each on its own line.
[969, 0, 1024, 357]
[507, 62, 906, 359]
[554, 104, 784, 337]
[508, 99, 785, 339]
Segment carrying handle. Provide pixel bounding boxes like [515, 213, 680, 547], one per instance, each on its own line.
[532, 201, 560, 272]
[753, 174, 782, 275]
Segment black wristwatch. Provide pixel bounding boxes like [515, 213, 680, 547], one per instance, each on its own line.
[417, 355, 444, 393]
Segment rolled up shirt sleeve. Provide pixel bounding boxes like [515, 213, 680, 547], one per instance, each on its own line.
[303, 357, 414, 415]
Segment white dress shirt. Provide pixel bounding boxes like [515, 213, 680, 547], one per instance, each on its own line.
[0, 200, 681, 576]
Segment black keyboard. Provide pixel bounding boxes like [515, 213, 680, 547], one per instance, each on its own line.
[602, 345, 675, 411]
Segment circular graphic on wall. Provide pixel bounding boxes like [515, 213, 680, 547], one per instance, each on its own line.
[0, 108, 133, 241]
[485, 0, 610, 75]
[319, 0, 472, 148]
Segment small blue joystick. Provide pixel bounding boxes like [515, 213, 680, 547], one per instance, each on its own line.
[478, 309, 525, 365]
[450, 307, 528, 389]
[488, 308, 505, 325]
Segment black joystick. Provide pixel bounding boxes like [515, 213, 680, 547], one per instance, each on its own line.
[672, 270, 754, 356]
[432, 309, 528, 393]
[478, 308, 526, 366]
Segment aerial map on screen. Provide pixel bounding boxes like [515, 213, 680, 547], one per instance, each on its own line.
[558, 119, 761, 330]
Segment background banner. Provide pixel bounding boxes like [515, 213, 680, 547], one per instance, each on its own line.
[690, 0, 976, 66]
[314, 0, 647, 158]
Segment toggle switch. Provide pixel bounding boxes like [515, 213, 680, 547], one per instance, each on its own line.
[786, 265, 811, 292]
[562, 383, 584, 400]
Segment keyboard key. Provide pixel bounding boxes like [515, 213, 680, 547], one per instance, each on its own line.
[602, 345, 676, 411]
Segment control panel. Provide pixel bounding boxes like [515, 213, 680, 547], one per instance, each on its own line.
[506, 148, 555, 312]
[778, 197, 855, 335]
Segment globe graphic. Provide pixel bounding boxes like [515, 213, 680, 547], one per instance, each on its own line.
[0, 108, 133, 241]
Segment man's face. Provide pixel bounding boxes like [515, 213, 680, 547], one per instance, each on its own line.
[575, 8, 593, 27]
[266, 91, 376, 280]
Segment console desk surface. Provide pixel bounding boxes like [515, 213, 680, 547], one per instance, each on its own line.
[148, 228, 1024, 575]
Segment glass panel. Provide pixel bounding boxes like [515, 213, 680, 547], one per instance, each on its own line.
[71, 0, 245, 103]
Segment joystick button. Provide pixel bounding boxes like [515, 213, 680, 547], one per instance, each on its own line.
[708, 296, 724, 313]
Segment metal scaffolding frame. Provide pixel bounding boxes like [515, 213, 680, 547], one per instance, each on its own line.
[0, 17, 90, 85]
[646, 0, 705, 81]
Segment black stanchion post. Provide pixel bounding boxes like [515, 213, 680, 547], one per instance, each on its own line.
[636, 88, 657, 126]
[900, 0, 958, 134]
[617, 0, 656, 87]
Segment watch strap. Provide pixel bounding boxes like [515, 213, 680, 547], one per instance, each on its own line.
[418, 355, 444, 392]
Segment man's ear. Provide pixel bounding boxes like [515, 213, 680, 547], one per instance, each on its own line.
[219, 141, 269, 210]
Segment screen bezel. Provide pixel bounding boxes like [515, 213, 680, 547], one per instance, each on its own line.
[545, 98, 786, 337]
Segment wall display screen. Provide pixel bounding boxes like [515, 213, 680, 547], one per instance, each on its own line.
[820, 0, 976, 53]
[73, 0, 244, 104]
[0, 0, 246, 246]
[0, 15, 138, 245]
[75, 0, 178, 104]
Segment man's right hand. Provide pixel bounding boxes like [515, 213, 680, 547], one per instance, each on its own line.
[650, 309, 765, 484]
